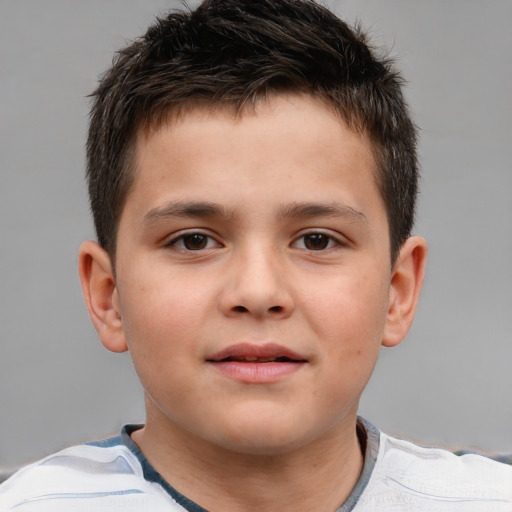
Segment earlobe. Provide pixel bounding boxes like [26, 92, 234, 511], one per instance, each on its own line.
[382, 236, 427, 348]
[78, 241, 128, 353]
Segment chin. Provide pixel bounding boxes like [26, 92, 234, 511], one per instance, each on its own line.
[212, 414, 318, 457]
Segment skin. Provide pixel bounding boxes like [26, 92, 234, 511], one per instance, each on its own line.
[79, 93, 427, 511]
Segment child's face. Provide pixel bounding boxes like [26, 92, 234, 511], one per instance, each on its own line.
[111, 94, 400, 454]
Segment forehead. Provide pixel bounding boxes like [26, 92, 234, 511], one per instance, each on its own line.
[136, 92, 375, 167]
[124, 93, 384, 228]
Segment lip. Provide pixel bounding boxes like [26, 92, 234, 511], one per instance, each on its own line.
[209, 342, 307, 362]
[207, 342, 307, 383]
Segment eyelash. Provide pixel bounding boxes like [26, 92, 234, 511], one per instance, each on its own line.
[166, 232, 220, 251]
[292, 231, 343, 251]
[165, 230, 344, 252]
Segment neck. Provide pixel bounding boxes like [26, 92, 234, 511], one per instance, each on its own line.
[131, 406, 364, 512]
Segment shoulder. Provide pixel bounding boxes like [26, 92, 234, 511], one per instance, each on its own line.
[0, 434, 178, 511]
[358, 429, 512, 511]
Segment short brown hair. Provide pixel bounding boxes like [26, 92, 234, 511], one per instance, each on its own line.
[87, 0, 418, 262]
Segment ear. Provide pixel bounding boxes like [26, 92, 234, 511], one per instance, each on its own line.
[78, 241, 128, 353]
[382, 236, 427, 348]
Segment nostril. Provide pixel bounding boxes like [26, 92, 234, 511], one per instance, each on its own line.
[269, 305, 283, 313]
[233, 305, 249, 313]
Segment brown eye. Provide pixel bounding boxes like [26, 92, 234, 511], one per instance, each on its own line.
[169, 232, 219, 251]
[182, 233, 209, 250]
[303, 233, 331, 250]
[292, 232, 341, 251]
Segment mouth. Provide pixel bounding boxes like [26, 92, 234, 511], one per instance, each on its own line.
[207, 343, 307, 383]
[208, 343, 307, 364]
[215, 356, 301, 363]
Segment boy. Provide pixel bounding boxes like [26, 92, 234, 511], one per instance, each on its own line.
[1, 0, 512, 510]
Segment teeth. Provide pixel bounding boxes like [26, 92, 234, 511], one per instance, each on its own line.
[230, 356, 277, 362]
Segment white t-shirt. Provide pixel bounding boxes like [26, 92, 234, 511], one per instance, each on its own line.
[1, 419, 512, 511]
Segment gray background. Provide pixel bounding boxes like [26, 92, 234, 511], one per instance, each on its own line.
[1, 0, 511, 470]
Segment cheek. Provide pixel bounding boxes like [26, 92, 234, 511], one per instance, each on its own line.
[118, 270, 212, 361]
[119, 285, 207, 406]
[302, 269, 390, 386]
[306, 270, 389, 339]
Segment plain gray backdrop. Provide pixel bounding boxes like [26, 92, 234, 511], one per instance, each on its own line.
[1, 0, 511, 470]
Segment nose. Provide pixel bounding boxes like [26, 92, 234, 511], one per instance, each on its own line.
[217, 245, 294, 320]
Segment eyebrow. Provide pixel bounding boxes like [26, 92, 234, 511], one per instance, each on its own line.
[278, 202, 368, 225]
[143, 200, 368, 226]
[143, 201, 228, 226]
